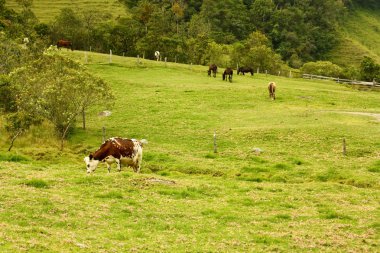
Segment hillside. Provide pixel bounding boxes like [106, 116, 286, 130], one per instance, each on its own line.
[0, 52, 379, 251]
[328, 8, 380, 66]
[5, 1, 380, 69]
[5, 0, 127, 23]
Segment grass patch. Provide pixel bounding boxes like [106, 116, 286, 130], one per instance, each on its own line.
[23, 179, 49, 189]
[96, 191, 124, 199]
[273, 163, 291, 170]
[368, 160, 380, 173]
[318, 208, 353, 220]
[0, 153, 29, 162]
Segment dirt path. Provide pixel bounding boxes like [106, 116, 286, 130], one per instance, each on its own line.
[329, 111, 380, 121]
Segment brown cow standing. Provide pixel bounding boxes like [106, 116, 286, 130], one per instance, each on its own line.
[57, 40, 73, 50]
[268, 82, 276, 100]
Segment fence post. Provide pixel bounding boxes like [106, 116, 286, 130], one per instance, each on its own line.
[102, 126, 106, 143]
[213, 131, 217, 153]
[265, 70, 267, 77]
[84, 51, 88, 64]
[342, 138, 347, 156]
[109, 50, 112, 64]
[137, 55, 140, 64]
[165, 57, 167, 67]
[257, 67, 259, 74]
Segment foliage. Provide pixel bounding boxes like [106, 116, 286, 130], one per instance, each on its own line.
[8, 49, 114, 149]
[359, 56, 380, 81]
[6, 0, 375, 67]
[301, 61, 343, 77]
[231, 32, 282, 72]
[200, 0, 250, 43]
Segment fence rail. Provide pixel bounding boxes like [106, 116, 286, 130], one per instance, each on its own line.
[302, 74, 380, 87]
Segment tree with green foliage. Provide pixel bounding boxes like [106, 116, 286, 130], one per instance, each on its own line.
[200, 0, 251, 43]
[185, 33, 212, 65]
[233, 31, 282, 73]
[203, 41, 231, 67]
[9, 48, 114, 150]
[360, 56, 380, 82]
[249, 0, 275, 33]
[50, 8, 83, 47]
[301, 61, 343, 77]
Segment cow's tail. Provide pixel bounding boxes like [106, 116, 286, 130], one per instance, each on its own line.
[140, 139, 148, 146]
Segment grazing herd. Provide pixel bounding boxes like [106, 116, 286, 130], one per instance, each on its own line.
[208, 64, 277, 100]
[83, 62, 277, 174]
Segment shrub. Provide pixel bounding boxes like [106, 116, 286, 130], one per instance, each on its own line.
[301, 61, 343, 77]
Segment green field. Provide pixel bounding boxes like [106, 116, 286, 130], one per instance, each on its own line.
[0, 52, 379, 252]
[5, 0, 127, 23]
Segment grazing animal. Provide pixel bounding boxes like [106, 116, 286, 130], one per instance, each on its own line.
[208, 64, 217, 77]
[84, 137, 148, 173]
[155, 51, 160, 61]
[223, 68, 233, 82]
[237, 67, 254, 76]
[268, 82, 276, 100]
[57, 39, 73, 50]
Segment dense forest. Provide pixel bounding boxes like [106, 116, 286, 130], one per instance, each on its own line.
[1, 0, 380, 79]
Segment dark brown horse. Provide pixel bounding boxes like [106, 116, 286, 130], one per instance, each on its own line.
[208, 64, 217, 77]
[268, 82, 276, 100]
[57, 39, 73, 50]
[223, 68, 233, 82]
[237, 67, 254, 76]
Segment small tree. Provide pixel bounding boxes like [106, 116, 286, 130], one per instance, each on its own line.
[9, 48, 114, 150]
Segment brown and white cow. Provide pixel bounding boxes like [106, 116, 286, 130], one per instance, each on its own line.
[84, 137, 148, 173]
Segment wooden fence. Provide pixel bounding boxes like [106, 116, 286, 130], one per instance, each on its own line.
[302, 74, 380, 87]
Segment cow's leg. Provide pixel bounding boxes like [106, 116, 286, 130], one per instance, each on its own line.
[107, 163, 111, 173]
[116, 159, 121, 172]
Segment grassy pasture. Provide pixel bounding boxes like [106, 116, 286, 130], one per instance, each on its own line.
[0, 51, 379, 252]
[5, 0, 127, 23]
[329, 8, 380, 66]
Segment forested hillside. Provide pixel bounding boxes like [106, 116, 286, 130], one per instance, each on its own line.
[2, 0, 380, 80]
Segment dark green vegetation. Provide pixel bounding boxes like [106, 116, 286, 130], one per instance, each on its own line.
[0, 51, 379, 252]
[4, 0, 380, 79]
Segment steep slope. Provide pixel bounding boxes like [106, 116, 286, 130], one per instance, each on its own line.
[328, 8, 380, 67]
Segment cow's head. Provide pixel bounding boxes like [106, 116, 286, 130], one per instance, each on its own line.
[84, 154, 99, 173]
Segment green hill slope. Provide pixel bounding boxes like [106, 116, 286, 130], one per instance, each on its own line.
[329, 8, 380, 66]
[0, 52, 379, 252]
[5, 0, 127, 22]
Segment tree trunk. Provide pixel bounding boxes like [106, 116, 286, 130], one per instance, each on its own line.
[8, 130, 22, 152]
